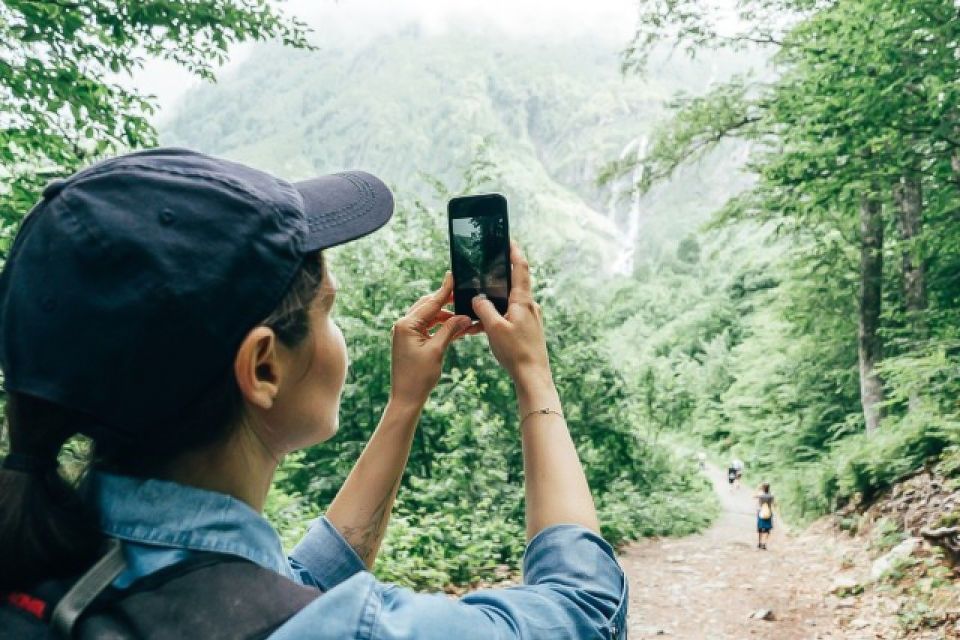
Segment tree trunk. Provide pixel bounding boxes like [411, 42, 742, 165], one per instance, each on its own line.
[892, 176, 927, 320]
[858, 196, 884, 433]
[952, 124, 960, 184]
[893, 174, 926, 412]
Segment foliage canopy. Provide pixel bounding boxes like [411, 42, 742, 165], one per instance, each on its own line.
[0, 0, 309, 237]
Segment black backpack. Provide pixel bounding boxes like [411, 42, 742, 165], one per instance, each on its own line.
[0, 540, 322, 639]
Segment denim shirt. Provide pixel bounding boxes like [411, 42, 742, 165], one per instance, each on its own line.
[91, 472, 628, 639]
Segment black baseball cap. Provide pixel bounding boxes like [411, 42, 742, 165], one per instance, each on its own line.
[0, 147, 393, 444]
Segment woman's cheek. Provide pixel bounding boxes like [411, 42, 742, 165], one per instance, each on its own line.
[321, 320, 348, 438]
[333, 322, 348, 389]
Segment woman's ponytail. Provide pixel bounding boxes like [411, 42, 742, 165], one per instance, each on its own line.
[0, 393, 102, 591]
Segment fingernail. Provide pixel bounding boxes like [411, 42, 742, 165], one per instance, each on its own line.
[474, 293, 487, 301]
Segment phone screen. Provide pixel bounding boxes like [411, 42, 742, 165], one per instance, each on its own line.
[448, 194, 511, 319]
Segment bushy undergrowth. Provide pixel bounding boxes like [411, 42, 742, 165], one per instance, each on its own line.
[778, 417, 960, 522]
[596, 472, 717, 542]
[742, 339, 960, 522]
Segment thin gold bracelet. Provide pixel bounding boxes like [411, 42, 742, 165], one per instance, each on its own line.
[520, 407, 565, 428]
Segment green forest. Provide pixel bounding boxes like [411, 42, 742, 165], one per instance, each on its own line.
[603, 0, 960, 520]
[1, 0, 959, 602]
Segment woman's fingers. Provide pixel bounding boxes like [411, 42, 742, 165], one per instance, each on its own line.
[409, 272, 454, 321]
[472, 294, 505, 331]
[412, 288, 453, 314]
[508, 241, 532, 303]
[451, 321, 484, 338]
[431, 314, 471, 351]
[460, 323, 485, 337]
[426, 309, 456, 330]
[400, 269, 503, 342]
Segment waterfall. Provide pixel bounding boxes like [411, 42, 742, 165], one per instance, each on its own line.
[608, 135, 649, 275]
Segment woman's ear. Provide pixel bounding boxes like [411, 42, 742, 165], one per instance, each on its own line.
[234, 326, 282, 411]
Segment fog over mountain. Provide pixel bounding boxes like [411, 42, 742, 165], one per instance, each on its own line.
[161, 18, 757, 271]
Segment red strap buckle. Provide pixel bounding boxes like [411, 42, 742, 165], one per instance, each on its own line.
[5, 592, 48, 620]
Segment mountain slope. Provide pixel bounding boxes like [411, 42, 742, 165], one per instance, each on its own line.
[162, 27, 755, 264]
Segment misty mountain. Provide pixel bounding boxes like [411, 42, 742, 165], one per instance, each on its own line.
[161, 27, 755, 268]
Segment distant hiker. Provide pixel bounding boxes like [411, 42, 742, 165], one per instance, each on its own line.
[732, 458, 744, 489]
[727, 464, 737, 490]
[756, 483, 775, 550]
[696, 451, 706, 471]
[0, 149, 626, 639]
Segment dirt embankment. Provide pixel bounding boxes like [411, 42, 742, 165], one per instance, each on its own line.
[824, 469, 960, 638]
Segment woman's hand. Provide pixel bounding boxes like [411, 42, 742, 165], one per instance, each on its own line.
[472, 243, 599, 538]
[471, 242, 551, 386]
[390, 272, 472, 406]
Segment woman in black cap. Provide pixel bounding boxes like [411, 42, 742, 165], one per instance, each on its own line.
[0, 149, 626, 639]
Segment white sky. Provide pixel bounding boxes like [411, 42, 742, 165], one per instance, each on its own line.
[136, 0, 643, 116]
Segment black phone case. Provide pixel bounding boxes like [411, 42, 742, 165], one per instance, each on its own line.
[447, 194, 511, 320]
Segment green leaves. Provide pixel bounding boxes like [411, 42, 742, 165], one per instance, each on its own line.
[608, 0, 960, 521]
[0, 0, 311, 234]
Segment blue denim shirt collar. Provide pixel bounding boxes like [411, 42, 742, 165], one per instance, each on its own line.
[89, 471, 292, 579]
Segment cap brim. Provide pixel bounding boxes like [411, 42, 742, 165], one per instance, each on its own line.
[294, 171, 394, 252]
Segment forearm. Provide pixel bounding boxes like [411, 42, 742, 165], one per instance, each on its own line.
[517, 369, 600, 540]
[325, 398, 422, 568]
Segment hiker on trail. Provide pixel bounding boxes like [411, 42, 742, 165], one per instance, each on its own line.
[756, 483, 775, 550]
[0, 149, 627, 639]
[727, 463, 738, 490]
[696, 451, 706, 471]
[732, 458, 744, 489]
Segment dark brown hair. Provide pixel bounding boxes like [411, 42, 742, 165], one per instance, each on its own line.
[761, 482, 771, 493]
[0, 254, 325, 591]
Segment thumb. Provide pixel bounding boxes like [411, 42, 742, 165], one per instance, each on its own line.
[472, 294, 503, 330]
[432, 315, 471, 352]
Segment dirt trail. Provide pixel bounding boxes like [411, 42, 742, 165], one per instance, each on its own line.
[619, 466, 844, 639]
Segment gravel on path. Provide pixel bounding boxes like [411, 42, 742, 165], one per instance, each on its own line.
[618, 465, 844, 639]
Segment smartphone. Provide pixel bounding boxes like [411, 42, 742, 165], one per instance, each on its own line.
[448, 193, 511, 320]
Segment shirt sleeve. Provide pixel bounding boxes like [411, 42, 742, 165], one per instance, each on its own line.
[372, 524, 627, 639]
[273, 524, 627, 640]
[289, 516, 367, 590]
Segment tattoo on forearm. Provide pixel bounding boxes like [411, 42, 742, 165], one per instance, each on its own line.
[340, 475, 403, 566]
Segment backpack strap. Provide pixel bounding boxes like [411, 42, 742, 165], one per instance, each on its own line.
[50, 538, 127, 639]
[3, 542, 322, 640]
[77, 551, 323, 640]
